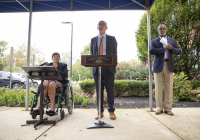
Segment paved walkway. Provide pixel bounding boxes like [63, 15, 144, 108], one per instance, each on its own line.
[0, 107, 199, 140]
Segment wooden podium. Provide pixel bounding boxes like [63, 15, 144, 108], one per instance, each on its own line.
[81, 55, 117, 67]
[81, 55, 117, 129]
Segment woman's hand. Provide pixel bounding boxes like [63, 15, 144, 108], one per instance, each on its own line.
[43, 80, 49, 87]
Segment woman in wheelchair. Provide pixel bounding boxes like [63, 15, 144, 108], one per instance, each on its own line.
[32, 52, 68, 115]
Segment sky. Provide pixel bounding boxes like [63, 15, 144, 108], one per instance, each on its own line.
[0, 10, 145, 64]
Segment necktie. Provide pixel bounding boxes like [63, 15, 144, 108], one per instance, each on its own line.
[100, 36, 103, 55]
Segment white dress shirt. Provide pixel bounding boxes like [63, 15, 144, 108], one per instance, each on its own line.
[160, 36, 168, 59]
[98, 33, 106, 55]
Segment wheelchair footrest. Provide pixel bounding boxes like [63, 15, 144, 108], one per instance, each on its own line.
[46, 110, 58, 116]
[30, 110, 44, 115]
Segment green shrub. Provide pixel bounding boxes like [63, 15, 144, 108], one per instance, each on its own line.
[197, 94, 200, 100]
[8, 98, 15, 107]
[173, 72, 195, 102]
[114, 80, 155, 96]
[153, 72, 200, 102]
[79, 79, 155, 96]
[81, 98, 90, 108]
[71, 82, 81, 93]
[0, 95, 6, 106]
[73, 91, 91, 108]
[29, 93, 34, 107]
[17, 90, 26, 107]
[0, 87, 34, 107]
[116, 61, 149, 80]
[79, 79, 95, 94]
[190, 80, 200, 89]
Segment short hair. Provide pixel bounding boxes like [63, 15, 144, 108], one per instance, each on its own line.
[98, 20, 107, 26]
[52, 52, 60, 58]
[157, 24, 167, 31]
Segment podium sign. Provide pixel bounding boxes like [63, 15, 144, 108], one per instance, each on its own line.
[81, 55, 117, 67]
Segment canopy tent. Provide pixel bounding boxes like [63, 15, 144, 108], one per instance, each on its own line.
[0, 0, 155, 111]
[0, 0, 155, 12]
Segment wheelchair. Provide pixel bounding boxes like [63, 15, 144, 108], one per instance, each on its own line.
[29, 63, 74, 120]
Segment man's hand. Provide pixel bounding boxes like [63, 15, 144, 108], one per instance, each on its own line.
[43, 80, 49, 87]
[164, 43, 172, 50]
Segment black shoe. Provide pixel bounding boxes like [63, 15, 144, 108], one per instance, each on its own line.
[31, 109, 39, 115]
[46, 110, 56, 116]
[32, 109, 44, 115]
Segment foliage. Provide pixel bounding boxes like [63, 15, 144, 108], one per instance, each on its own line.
[173, 72, 194, 102]
[135, 14, 148, 63]
[2, 44, 45, 71]
[153, 72, 200, 102]
[60, 52, 71, 66]
[197, 94, 200, 100]
[80, 44, 90, 55]
[0, 40, 8, 70]
[79, 79, 155, 96]
[190, 80, 200, 90]
[135, 0, 200, 79]
[60, 51, 76, 74]
[73, 90, 91, 108]
[115, 61, 149, 80]
[3, 66, 23, 73]
[79, 79, 95, 94]
[72, 43, 93, 81]
[70, 82, 81, 92]
[114, 80, 155, 96]
[0, 86, 34, 107]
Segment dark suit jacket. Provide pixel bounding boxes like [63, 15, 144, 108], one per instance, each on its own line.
[149, 37, 181, 73]
[90, 34, 117, 75]
[48, 62, 68, 87]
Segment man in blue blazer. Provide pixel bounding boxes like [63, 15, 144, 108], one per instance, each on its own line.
[150, 24, 181, 115]
[90, 20, 117, 120]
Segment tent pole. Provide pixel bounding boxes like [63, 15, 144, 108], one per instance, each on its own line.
[25, 0, 33, 111]
[147, 8, 153, 111]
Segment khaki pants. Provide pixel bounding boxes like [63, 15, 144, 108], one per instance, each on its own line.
[154, 61, 173, 111]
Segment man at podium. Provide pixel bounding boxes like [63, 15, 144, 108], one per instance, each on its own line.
[90, 20, 117, 120]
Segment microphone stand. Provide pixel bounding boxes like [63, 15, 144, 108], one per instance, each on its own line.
[87, 35, 114, 129]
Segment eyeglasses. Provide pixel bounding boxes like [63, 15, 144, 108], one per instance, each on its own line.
[98, 24, 106, 27]
[159, 28, 166, 30]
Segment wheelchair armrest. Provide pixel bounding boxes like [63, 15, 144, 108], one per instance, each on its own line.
[31, 91, 39, 96]
[64, 78, 68, 81]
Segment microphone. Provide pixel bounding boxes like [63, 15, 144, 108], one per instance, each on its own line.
[39, 62, 48, 66]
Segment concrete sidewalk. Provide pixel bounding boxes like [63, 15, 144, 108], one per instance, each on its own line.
[0, 107, 199, 140]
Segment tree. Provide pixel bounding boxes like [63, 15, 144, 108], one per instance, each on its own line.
[0, 40, 8, 70]
[2, 44, 45, 72]
[60, 52, 71, 65]
[71, 43, 93, 81]
[135, 0, 200, 79]
[80, 44, 90, 55]
[135, 14, 148, 63]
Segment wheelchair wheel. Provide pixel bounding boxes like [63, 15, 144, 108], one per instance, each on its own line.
[66, 86, 74, 114]
[32, 114, 37, 119]
[60, 110, 65, 120]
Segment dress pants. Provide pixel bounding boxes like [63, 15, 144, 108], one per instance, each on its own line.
[154, 61, 173, 111]
[93, 67, 115, 113]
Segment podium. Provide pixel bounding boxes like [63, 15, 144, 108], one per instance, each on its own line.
[21, 66, 62, 130]
[81, 55, 117, 129]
